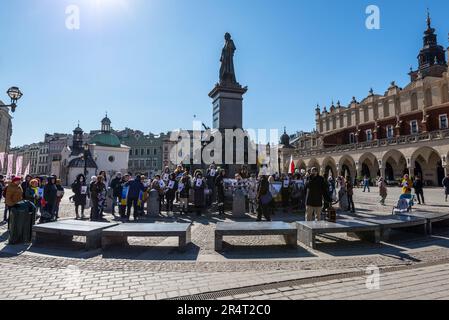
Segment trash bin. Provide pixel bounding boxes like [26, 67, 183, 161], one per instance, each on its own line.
[8, 201, 36, 245]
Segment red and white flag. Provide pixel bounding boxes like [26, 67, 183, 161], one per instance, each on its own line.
[288, 155, 295, 174]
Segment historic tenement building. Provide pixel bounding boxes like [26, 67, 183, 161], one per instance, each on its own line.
[289, 14, 449, 186]
[0, 101, 12, 153]
[117, 129, 165, 176]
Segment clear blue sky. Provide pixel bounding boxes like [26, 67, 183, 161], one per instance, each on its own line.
[1, 0, 449, 147]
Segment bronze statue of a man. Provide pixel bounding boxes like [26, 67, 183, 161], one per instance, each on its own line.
[220, 33, 237, 86]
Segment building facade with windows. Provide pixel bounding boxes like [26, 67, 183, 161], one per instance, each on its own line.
[117, 129, 164, 176]
[289, 14, 449, 186]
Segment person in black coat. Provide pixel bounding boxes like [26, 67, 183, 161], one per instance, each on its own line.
[21, 175, 32, 198]
[43, 176, 58, 220]
[179, 173, 191, 215]
[304, 168, 330, 221]
[193, 170, 206, 216]
[109, 173, 123, 215]
[413, 176, 425, 205]
[215, 169, 226, 216]
[71, 174, 88, 219]
[165, 173, 178, 214]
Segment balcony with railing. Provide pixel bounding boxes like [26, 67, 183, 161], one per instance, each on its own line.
[294, 129, 449, 157]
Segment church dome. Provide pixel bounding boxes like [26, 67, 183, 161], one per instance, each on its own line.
[280, 127, 290, 146]
[90, 132, 121, 148]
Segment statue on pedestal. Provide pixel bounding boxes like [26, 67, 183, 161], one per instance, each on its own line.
[220, 33, 238, 87]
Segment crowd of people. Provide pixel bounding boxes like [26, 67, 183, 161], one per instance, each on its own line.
[1, 168, 449, 225]
[0, 174, 65, 224]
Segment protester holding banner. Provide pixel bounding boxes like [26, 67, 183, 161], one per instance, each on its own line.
[119, 174, 131, 218]
[206, 164, 217, 206]
[43, 176, 58, 222]
[280, 174, 291, 213]
[193, 170, 206, 216]
[247, 173, 258, 214]
[0, 175, 4, 214]
[178, 172, 191, 215]
[71, 174, 88, 220]
[165, 173, 178, 215]
[215, 169, 226, 216]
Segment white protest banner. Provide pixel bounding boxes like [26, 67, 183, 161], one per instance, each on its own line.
[0, 152, 5, 172]
[15, 156, 23, 176]
[23, 162, 30, 177]
[7, 154, 14, 178]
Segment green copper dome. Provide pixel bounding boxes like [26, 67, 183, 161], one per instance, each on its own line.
[90, 132, 121, 148]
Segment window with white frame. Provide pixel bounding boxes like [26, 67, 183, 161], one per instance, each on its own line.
[440, 114, 448, 129]
[386, 125, 394, 139]
[410, 120, 419, 134]
[366, 129, 373, 142]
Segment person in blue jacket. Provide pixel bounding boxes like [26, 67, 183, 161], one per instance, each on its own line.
[125, 175, 145, 222]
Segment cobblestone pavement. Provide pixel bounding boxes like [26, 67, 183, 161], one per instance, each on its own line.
[0, 187, 448, 300]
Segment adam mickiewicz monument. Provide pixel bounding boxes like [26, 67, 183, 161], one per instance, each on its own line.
[209, 32, 248, 130]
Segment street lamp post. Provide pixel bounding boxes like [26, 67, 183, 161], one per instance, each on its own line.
[83, 143, 89, 178]
[0, 87, 23, 112]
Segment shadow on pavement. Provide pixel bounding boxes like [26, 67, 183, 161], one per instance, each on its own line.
[219, 244, 316, 260]
[101, 243, 201, 261]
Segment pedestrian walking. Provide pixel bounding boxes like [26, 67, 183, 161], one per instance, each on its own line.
[378, 177, 388, 205]
[413, 176, 425, 205]
[363, 176, 370, 192]
[442, 173, 449, 202]
[346, 176, 355, 213]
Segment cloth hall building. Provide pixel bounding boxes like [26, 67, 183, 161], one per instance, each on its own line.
[289, 14, 449, 186]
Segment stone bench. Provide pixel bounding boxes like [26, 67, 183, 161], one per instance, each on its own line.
[297, 220, 381, 249]
[214, 222, 297, 251]
[396, 212, 449, 235]
[102, 223, 192, 251]
[32, 220, 118, 250]
[355, 215, 427, 240]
